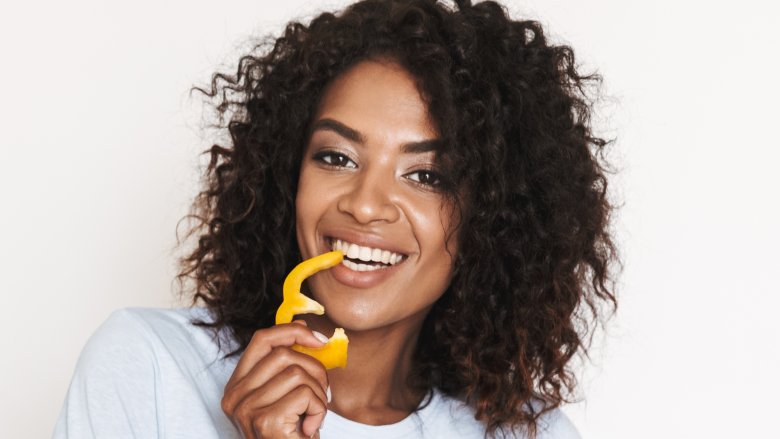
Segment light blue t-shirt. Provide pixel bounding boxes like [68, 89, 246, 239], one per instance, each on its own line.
[53, 307, 581, 438]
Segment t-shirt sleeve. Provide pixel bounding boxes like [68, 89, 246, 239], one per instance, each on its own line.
[53, 309, 162, 439]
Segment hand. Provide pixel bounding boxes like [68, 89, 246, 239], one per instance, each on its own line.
[221, 321, 330, 438]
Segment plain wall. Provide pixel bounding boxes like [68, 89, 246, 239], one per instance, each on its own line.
[1, 0, 778, 437]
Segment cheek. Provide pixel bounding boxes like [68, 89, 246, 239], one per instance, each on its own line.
[407, 201, 458, 284]
[407, 198, 457, 254]
[295, 166, 327, 252]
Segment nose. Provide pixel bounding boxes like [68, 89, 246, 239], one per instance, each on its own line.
[336, 170, 400, 225]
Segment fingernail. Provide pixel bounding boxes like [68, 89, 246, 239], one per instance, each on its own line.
[312, 330, 329, 344]
[326, 385, 332, 403]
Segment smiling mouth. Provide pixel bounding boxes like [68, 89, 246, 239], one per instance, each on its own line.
[327, 238, 407, 272]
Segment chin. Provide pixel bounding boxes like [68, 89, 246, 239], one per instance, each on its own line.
[319, 307, 379, 332]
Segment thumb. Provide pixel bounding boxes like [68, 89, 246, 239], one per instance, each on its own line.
[299, 402, 326, 438]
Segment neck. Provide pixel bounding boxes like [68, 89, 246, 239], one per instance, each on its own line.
[302, 313, 428, 425]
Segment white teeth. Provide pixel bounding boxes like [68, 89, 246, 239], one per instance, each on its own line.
[347, 243, 360, 259]
[342, 259, 384, 272]
[330, 239, 405, 269]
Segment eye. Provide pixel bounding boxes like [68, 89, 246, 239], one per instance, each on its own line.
[313, 151, 357, 169]
[404, 169, 441, 187]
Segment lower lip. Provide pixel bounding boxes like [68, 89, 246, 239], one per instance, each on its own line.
[329, 258, 404, 288]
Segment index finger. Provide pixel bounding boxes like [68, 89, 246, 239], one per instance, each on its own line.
[228, 322, 326, 386]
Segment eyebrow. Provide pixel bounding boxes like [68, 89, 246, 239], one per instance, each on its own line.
[309, 118, 442, 154]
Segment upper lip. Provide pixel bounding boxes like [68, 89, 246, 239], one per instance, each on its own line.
[322, 228, 412, 256]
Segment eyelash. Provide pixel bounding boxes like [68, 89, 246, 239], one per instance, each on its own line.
[313, 151, 357, 169]
[312, 151, 442, 188]
[405, 170, 442, 187]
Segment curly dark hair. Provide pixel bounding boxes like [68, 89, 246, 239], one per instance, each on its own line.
[177, 0, 618, 436]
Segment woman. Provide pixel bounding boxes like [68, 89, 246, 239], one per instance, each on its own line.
[54, 0, 617, 438]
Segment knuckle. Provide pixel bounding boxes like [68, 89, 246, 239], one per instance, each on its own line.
[288, 363, 307, 375]
[249, 328, 270, 345]
[313, 366, 328, 386]
[220, 395, 235, 416]
[310, 391, 326, 410]
[295, 385, 326, 409]
[270, 345, 292, 360]
[234, 400, 254, 423]
[283, 364, 307, 381]
[252, 413, 274, 437]
[294, 383, 315, 398]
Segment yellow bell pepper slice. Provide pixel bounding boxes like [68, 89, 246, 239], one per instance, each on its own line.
[291, 327, 349, 369]
[276, 251, 348, 369]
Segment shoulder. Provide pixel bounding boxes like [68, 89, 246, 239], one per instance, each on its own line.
[422, 391, 582, 439]
[54, 307, 233, 438]
[107, 306, 216, 334]
[77, 307, 217, 364]
[533, 407, 582, 439]
[90, 306, 234, 364]
[75, 308, 160, 374]
[66, 308, 211, 387]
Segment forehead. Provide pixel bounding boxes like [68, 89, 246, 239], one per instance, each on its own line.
[312, 60, 439, 141]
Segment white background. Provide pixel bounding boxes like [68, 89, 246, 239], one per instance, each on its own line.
[1, 0, 778, 437]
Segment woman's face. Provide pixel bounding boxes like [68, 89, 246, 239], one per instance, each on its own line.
[295, 59, 457, 333]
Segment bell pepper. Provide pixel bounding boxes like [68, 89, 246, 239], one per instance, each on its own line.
[275, 251, 348, 369]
